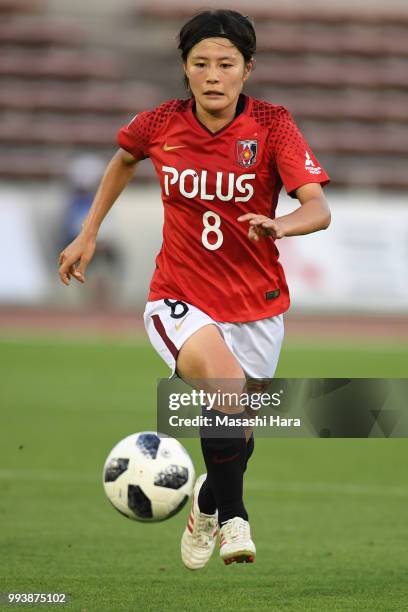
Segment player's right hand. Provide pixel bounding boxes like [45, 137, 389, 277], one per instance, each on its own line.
[58, 233, 96, 286]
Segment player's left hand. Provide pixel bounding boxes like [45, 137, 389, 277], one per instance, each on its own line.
[237, 213, 286, 241]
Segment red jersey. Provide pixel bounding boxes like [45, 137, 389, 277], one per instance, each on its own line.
[117, 95, 329, 322]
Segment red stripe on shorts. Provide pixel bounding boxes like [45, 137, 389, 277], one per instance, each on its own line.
[151, 314, 179, 360]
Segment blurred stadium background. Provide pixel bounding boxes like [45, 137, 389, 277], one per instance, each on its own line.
[0, 0, 407, 340]
[1, 2, 408, 609]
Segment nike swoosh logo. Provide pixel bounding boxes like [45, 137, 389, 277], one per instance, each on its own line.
[163, 143, 186, 151]
[213, 452, 239, 464]
[175, 314, 190, 331]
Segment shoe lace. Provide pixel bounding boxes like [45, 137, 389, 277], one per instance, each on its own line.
[193, 515, 218, 548]
[222, 518, 249, 542]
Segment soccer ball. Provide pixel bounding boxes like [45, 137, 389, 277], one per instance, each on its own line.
[103, 432, 195, 522]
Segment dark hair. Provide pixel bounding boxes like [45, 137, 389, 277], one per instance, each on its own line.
[178, 9, 256, 63]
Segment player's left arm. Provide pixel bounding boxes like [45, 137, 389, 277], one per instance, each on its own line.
[238, 183, 331, 241]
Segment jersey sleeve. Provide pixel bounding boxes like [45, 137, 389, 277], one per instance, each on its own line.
[117, 112, 151, 161]
[117, 99, 188, 161]
[272, 107, 330, 198]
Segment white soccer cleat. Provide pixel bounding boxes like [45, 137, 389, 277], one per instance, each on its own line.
[181, 474, 219, 570]
[219, 516, 256, 565]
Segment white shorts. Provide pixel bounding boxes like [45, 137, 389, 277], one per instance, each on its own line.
[143, 298, 284, 379]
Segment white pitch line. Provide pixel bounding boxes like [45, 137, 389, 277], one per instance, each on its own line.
[245, 481, 408, 498]
[0, 469, 406, 498]
[0, 469, 97, 483]
[246, 480, 408, 498]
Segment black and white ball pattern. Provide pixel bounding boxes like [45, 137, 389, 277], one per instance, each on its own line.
[103, 432, 195, 522]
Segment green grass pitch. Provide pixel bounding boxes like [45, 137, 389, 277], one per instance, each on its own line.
[0, 336, 407, 611]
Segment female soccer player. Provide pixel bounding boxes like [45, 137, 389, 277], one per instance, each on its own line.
[59, 10, 330, 569]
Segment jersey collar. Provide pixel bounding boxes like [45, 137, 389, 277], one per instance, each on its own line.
[187, 94, 252, 137]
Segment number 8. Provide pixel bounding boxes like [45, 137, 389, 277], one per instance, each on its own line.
[202, 211, 223, 251]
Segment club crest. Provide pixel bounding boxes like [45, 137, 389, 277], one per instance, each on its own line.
[236, 139, 257, 167]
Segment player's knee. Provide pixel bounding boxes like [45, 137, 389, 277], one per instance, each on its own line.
[205, 359, 244, 380]
[177, 351, 244, 381]
[200, 407, 247, 440]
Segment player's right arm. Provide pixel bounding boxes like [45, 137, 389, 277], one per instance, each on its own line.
[58, 148, 138, 286]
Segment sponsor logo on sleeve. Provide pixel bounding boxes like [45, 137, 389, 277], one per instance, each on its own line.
[305, 151, 322, 175]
